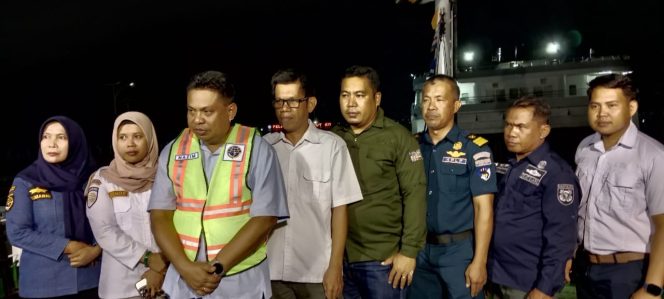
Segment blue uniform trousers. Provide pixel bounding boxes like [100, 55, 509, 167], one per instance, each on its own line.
[408, 238, 482, 299]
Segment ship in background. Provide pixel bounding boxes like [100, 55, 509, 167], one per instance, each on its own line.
[408, 0, 634, 163]
[411, 55, 633, 135]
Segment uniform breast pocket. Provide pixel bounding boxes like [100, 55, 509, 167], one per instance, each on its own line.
[302, 170, 331, 202]
[605, 174, 638, 214]
[113, 197, 132, 230]
[514, 179, 542, 209]
[438, 164, 468, 193]
[33, 198, 59, 233]
[575, 162, 595, 190]
[365, 149, 395, 174]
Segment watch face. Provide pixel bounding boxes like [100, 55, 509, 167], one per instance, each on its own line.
[214, 262, 223, 275]
[645, 284, 663, 295]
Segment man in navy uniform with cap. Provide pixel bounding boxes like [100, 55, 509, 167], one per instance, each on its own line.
[488, 96, 579, 299]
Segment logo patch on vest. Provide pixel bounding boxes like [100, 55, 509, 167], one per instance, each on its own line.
[557, 184, 574, 206]
[29, 187, 52, 200]
[175, 152, 200, 161]
[108, 190, 129, 199]
[223, 144, 245, 161]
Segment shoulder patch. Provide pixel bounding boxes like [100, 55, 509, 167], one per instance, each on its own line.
[87, 187, 99, 208]
[477, 167, 492, 181]
[409, 149, 423, 162]
[85, 172, 101, 195]
[557, 184, 575, 206]
[467, 134, 488, 147]
[473, 151, 492, 167]
[6, 185, 16, 212]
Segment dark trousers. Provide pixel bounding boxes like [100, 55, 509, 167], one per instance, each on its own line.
[408, 238, 481, 299]
[343, 260, 407, 299]
[575, 258, 647, 299]
[272, 280, 326, 299]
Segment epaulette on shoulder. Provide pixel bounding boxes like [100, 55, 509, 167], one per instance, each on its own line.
[467, 134, 488, 147]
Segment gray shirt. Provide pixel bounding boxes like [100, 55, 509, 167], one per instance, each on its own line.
[149, 132, 289, 299]
[576, 121, 664, 255]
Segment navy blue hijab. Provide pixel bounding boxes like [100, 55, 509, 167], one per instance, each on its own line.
[17, 116, 96, 244]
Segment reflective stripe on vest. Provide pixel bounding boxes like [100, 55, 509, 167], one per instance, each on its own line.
[168, 124, 266, 275]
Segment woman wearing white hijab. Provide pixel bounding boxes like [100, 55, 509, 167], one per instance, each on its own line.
[86, 111, 167, 299]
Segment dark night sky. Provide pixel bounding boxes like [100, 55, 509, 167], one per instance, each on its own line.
[2, 0, 663, 189]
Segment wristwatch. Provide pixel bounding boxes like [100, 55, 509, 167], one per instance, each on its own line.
[644, 283, 663, 296]
[212, 260, 225, 277]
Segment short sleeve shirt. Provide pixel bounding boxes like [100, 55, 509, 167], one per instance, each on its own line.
[419, 125, 497, 234]
[85, 170, 158, 299]
[148, 130, 289, 299]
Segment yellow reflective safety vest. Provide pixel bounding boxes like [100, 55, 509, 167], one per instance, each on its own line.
[168, 124, 265, 275]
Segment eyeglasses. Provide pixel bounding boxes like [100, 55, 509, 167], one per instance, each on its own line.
[272, 97, 309, 109]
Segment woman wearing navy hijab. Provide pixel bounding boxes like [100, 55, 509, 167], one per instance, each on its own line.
[6, 116, 101, 298]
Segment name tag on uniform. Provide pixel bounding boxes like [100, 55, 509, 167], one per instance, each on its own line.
[108, 190, 129, 199]
[519, 164, 548, 186]
[29, 187, 52, 200]
[223, 144, 245, 161]
[175, 152, 200, 161]
[495, 163, 510, 175]
[443, 156, 467, 165]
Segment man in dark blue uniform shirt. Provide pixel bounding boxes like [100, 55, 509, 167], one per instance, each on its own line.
[409, 75, 497, 299]
[488, 96, 579, 299]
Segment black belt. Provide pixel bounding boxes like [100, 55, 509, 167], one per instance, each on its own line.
[426, 230, 472, 245]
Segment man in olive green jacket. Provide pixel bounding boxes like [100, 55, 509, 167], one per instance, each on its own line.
[332, 65, 427, 299]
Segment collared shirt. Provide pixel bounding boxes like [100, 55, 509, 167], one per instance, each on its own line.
[489, 142, 579, 296]
[420, 124, 497, 234]
[264, 120, 363, 283]
[148, 131, 289, 299]
[86, 170, 160, 299]
[332, 108, 426, 262]
[576, 121, 664, 255]
[6, 177, 100, 298]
